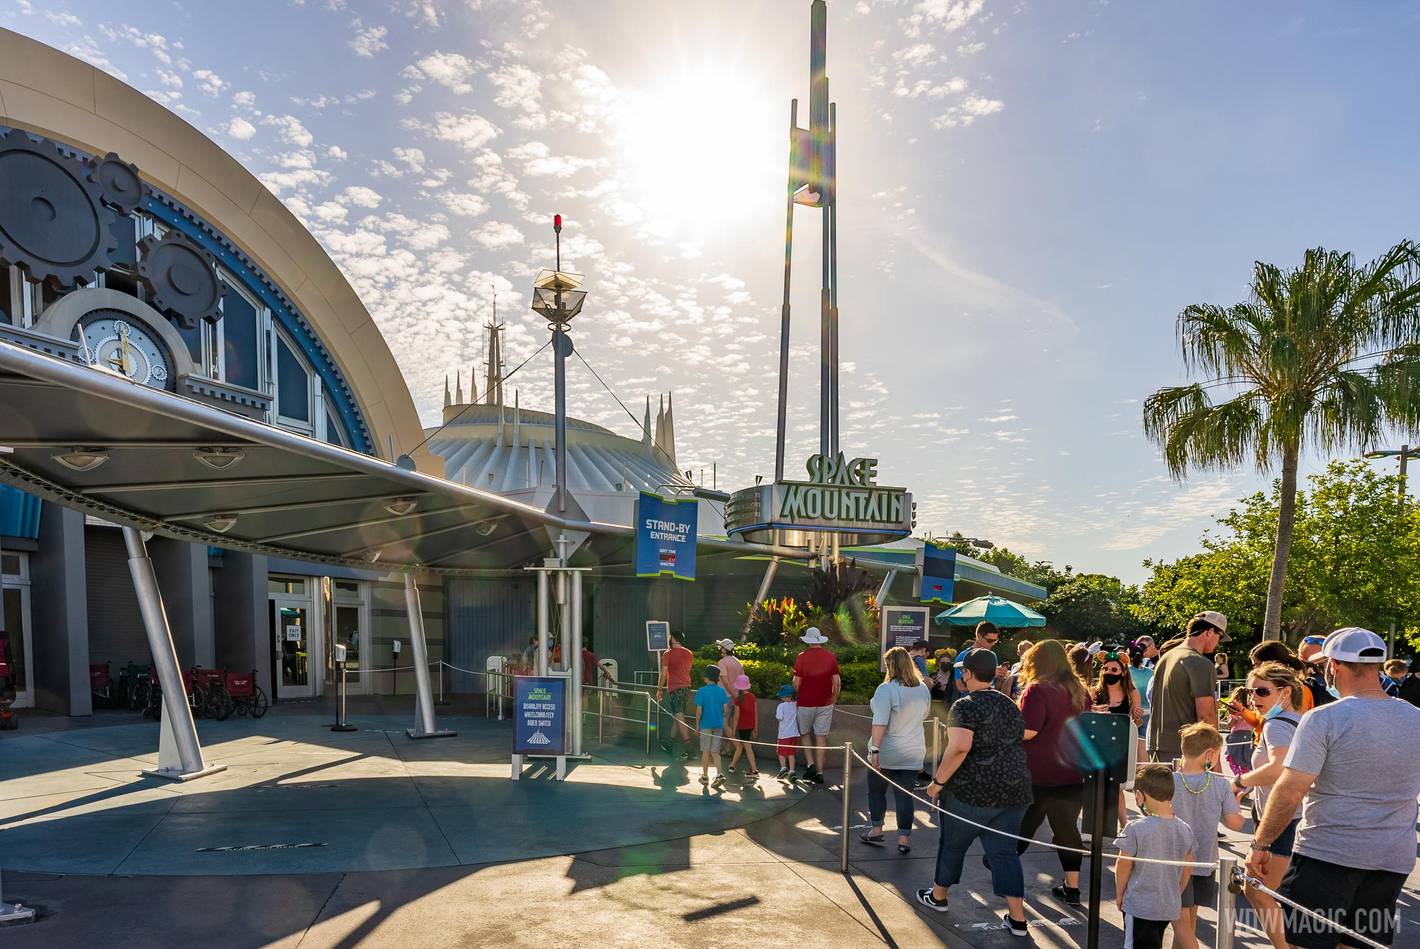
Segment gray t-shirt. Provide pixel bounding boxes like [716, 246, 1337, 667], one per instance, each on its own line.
[1285, 695, 1420, 874]
[1251, 713, 1302, 822]
[1116, 815, 1195, 922]
[1171, 771, 1239, 876]
[869, 680, 931, 771]
[1146, 647, 1216, 758]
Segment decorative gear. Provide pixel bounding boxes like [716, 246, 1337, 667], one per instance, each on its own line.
[88, 151, 145, 214]
[137, 230, 222, 329]
[0, 127, 118, 288]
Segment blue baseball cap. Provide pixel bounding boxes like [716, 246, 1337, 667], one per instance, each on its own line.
[776, 684, 794, 698]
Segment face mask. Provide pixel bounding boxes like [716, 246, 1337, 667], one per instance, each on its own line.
[1103, 673, 1123, 686]
[1263, 703, 1284, 721]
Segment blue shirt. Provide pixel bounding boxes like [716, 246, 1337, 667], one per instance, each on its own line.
[1130, 666, 1154, 710]
[695, 683, 730, 729]
[912, 655, 928, 677]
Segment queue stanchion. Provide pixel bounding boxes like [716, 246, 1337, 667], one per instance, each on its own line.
[931, 717, 940, 768]
[1217, 855, 1238, 949]
[839, 741, 853, 873]
[644, 691, 653, 755]
[598, 687, 605, 745]
[330, 644, 357, 732]
[435, 659, 448, 707]
[1085, 766, 1108, 949]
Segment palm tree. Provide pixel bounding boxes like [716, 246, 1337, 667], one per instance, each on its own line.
[1143, 243, 1420, 640]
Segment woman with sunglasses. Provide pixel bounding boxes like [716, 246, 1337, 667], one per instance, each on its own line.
[1092, 649, 1143, 831]
[1232, 661, 1304, 949]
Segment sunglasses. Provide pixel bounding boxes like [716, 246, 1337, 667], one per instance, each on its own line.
[985, 636, 999, 644]
[1248, 685, 1275, 698]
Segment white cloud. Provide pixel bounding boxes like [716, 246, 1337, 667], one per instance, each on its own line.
[99, 26, 173, 65]
[327, 145, 348, 160]
[406, 112, 501, 151]
[486, 62, 544, 127]
[931, 94, 1004, 129]
[473, 221, 524, 249]
[349, 21, 389, 58]
[156, 68, 183, 88]
[439, 191, 490, 217]
[225, 117, 256, 140]
[45, 11, 81, 27]
[191, 68, 227, 97]
[507, 140, 596, 177]
[264, 114, 314, 147]
[233, 90, 256, 107]
[406, 51, 476, 93]
[339, 185, 383, 208]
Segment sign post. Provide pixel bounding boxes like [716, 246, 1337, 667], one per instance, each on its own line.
[879, 606, 929, 657]
[645, 620, 671, 653]
[511, 674, 568, 781]
[634, 493, 698, 580]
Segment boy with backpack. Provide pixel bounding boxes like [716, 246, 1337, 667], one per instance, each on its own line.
[1171, 723, 1245, 948]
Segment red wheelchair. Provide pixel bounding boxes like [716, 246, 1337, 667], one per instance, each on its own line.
[225, 669, 267, 718]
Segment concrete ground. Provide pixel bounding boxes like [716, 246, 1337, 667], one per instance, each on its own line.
[3, 701, 1418, 947]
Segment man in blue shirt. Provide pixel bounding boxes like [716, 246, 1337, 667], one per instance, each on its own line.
[694, 665, 733, 789]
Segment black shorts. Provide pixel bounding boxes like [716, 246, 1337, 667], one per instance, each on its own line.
[1279, 853, 1405, 948]
[1125, 916, 1170, 949]
[736, 728, 754, 741]
[1180, 872, 1217, 909]
[1268, 817, 1299, 858]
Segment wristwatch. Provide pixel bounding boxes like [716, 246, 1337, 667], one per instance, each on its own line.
[1232, 775, 1247, 792]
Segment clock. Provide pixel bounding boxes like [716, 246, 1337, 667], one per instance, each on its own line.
[75, 312, 173, 389]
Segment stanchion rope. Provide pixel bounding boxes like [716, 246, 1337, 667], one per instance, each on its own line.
[1231, 867, 1389, 949]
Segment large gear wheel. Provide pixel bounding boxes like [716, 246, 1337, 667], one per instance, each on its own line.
[137, 230, 222, 329]
[88, 151, 145, 214]
[0, 128, 118, 288]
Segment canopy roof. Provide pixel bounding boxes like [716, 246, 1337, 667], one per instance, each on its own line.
[0, 342, 807, 575]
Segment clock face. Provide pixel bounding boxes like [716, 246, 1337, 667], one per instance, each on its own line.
[76, 315, 173, 389]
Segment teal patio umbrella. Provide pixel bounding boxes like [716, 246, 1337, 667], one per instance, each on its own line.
[934, 595, 1046, 629]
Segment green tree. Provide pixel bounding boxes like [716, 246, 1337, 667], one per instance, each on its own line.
[921, 531, 1070, 592]
[1040, 572, 1146, 644]
[1143, 243, 1420, 639]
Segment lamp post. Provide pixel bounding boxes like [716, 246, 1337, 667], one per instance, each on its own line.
[1363, 445, 1413, 653]
[530, 215, 586, 515]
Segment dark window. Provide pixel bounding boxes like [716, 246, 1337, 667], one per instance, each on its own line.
[325, 409, 346, 447]
[222, 284, 259, 390]
[0, 266, 12, 325]
[277, 335, 310, 422]
[176, 320, 203, 366]
[109, 215, 138, 269]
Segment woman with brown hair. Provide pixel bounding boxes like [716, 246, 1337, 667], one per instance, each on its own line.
[861, 646, 932, 854]
[1014, 639, 1090, 905]
[1232, 660, 1304, 949]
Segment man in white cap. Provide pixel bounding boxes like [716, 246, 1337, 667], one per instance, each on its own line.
[715, 639, 744, 699]
[792, 627, 840, 784]
[1145, 610, 1229, 762]
[1248, 628, 1420, 949]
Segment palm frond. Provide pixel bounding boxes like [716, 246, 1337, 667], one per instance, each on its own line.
[1143, 387, 1266, 479]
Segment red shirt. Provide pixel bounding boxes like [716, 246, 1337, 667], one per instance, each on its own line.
[581, 648, 598, 686]
[1019, 681, 1085, 787]
[662, 646, 693, 691]
[793, 648, 840, 708]
[734, 691, 757, 731]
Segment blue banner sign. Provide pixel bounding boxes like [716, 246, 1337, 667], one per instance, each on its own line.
[513, 676, 566, 755]
[634, 492, 697, 580]
[915, 543, 956, 604]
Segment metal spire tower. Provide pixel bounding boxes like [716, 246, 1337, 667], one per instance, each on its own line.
[774, 0, 839, 482]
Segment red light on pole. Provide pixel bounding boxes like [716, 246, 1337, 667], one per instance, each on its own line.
[553, 214, 562, 232]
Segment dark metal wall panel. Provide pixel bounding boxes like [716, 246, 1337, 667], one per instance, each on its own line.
[84, 527, 150, 669]
[445, 576, 535, 693]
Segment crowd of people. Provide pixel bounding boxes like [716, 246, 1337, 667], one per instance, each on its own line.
[653, 614, 1420, 947]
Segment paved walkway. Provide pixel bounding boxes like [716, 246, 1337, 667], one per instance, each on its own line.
[3, 704, 1418, 946]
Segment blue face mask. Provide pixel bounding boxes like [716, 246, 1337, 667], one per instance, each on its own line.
[1263, 703, 1284, 721]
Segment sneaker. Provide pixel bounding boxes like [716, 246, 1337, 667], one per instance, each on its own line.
[712, 775, 726, 789]
[1002, 913, 1028, 937]
[1051, 884, 1082, 907]
[802, 764, 819, 782]
[660, 742, 672, 754]
[915, 888, 949, 913]
[678, 751, 691, 761]
[699, 775, 709, 785]
[812, 769, 826, 785]
[776, 766, 790, 779]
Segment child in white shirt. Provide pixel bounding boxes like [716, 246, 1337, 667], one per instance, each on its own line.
[774, 684, 799, 780]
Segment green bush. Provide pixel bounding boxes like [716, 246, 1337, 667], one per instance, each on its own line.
[738, 658, 794, 698]
[695, 644, 720, 661]
[838, 660, 883, 697]
[836, 643, 884, 665]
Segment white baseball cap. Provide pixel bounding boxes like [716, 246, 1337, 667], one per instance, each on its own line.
[800, 627, 828, 645]
[714, 638, 737, 652]
[1192, 610, 1231, 642]
[1321, 627, 1388, 663]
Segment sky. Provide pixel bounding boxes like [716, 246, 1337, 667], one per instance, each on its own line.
[8, 0, 1420, 583]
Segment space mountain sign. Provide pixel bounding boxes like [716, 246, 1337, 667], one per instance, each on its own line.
[725, 453, 913, 547]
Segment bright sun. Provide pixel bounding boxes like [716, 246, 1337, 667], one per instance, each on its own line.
[617, 67, 783, 240]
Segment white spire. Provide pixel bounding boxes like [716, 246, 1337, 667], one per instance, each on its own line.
[642, 395, 653, 448]
[663, 391, 677, 464]
[485, 285, 505, 408]
[455, 370, 463, 405]
[655, 394, 665, 451]
[469, 363, 478, 403]
[443, 374, 451, 408]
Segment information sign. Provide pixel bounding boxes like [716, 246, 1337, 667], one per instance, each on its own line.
[880, 606, 929, 654]
[645, 620, 670, 652]
[513, 675, 566, 756]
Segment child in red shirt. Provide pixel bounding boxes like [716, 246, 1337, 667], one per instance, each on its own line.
[727, 674, 760, 778]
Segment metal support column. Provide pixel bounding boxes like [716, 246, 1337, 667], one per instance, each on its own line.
[403, 573, 454, 739]
[839, 742, 852, 873]
[536, 569, 549, 675]
[874, 569, 897, 609]
[1216, 855, 1237, 949]
[122, 527, 224, 781]
[570, 568, 584, 756]
[742, 558, 780, 634]
[774, 100, 798, 484]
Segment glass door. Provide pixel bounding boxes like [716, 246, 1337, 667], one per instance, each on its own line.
[2, 552, 33, 709]
[272, 599, 313, 700]
[331, 580, 366, 693]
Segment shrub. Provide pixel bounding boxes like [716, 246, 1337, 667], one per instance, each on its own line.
[838, 660, 883, 697]
[738, 658, 794, 698]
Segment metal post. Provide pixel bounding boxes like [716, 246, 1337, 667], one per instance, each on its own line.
[645, 689, 653, 755]
[874, 569, 897, 610]
[828, 100, 839, 455]
[1085, 768, 1108, 949]
[0, 868, 35, 924]
[121, 527, 222, 781]
[435, 659, 447, 706]
[1217, 855, 1237, 949]
[331, 659, 357, 732]
[570, 569, 583, 756]
[839, 742, 852, 873]
[599, 686, 605, 745]
[743, 558, 781, 635]
[774, 99, 798, 484]
[403, 573, 454, 739]
[536, 570, 549, 675]
[553, 327, 568, 513]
